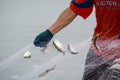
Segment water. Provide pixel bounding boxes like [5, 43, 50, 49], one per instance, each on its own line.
[0, 0, 95, 80]
[17, 39, 91, 80]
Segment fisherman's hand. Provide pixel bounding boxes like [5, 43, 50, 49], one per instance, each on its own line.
[33, 29, 53, 47]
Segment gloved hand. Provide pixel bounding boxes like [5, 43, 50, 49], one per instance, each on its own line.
[33, 29, 53, 47]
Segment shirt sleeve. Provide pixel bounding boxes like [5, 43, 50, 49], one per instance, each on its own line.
[70, 0, 93, 19]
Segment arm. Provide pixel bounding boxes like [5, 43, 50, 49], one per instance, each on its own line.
[48, 7, 77, 35]
[33, 7, 77, 47]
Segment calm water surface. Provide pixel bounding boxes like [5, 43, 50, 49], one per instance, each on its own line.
[0, 0, 95, 80]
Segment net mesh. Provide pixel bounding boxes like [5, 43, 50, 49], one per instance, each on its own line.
[83, 35, 120, 80]
[91, 35, 120, 59]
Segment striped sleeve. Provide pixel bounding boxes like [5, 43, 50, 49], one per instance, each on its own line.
[70, 0, 93, 19]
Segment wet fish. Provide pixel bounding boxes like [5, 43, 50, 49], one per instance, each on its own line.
[113, 58, 120, 64]
[53, 39, 65, 55]
[67, 43, 78, 54]
[93, 34, 101, 51]
[109, 64, 120, 70]
[38, 65, 56, 77]
[23, 51, 31, 58]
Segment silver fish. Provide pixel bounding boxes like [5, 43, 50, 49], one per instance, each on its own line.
[67, 43, 78, 54]
[113, 58, 120, 64]
[53, 39, 65, 55]
[93, 34, 101, 52]
[38, 65, 56, 77]
[109, 64, 120, 70]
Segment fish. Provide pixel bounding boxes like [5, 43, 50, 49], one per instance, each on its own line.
[53, 39, 65, 55]
[113, 58, 120, 64]
[109, 64, 120, 70]
[38, 65, 56, 77]
[23, 51, 31, 58]
[67, 43, 78, 54]
[93, 34, 101, 52]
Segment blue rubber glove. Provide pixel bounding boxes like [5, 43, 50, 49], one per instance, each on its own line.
[33, 29, 53, 47]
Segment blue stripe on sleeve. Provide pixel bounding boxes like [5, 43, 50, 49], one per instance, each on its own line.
[71, 0, 93, 8]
